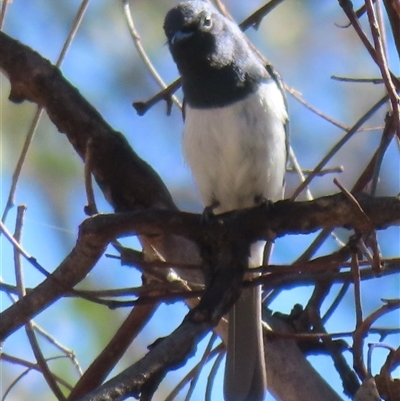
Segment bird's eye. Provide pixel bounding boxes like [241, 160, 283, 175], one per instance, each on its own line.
[202, 15, 213, 30]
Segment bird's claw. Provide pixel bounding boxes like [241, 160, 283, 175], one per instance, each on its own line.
[201, 200, 220, 224]
[254, 195, 273, 209]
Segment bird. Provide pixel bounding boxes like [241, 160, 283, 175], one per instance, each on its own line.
[164, 2, 288, 400]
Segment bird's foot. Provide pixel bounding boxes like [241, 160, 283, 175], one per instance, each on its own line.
[254, 194, 273, 209]
[255, 196, 276, 243]
[201, 200, 220, 224]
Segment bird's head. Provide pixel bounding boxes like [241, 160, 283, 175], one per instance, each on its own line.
[164, 1, 238, 71]
[163, 1, 269, 107]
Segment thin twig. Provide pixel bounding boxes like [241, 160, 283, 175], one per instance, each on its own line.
[321, 282, 350, 323]
[13, 206, 27, 297]
[307, 306, 360, 397]
[83, 138, 98, 216]
[353, 299, 400, 380]
[340, 0, 400, 147]
[122, 0, 181, 112]
[1, 108, 44, 222]
[369, 231, 383, 275]
[286, 166, 344, 176]
[290, 94, 389, 200]
[365, 0, 400, 119]
[288, 146, 313, 200]
[0, 219, 50, 276]
[205, 346, 225, 401]
[212, 0, 286, 31]
[331, 75, 387, 83]
[375, 0, 388, 60]
[286, 86, 349, 131]
[184, 333, 217, 401]
[351, 252, 363, 328]
[1, 354, 74, 390]
[335, 2, 368, 28]
[369, 326, 400, 341]
[0, 278, 83, 377]
[132, 78, 181, 116]
[164, 342, 222, 401]
[367, 343, 395, 376]
[0, 0, 9, 30]
[380, 344, 400, 375]
[13, 206, 66, 401]
[2, 369, 31, 401]
[239, 0, 286, 30]
[265, 327, 399, 341]
[32, 323, 83, 377]
[370, 114, 396, 195]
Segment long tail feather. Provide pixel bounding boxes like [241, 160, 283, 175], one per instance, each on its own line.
[224, 241, 266, 401]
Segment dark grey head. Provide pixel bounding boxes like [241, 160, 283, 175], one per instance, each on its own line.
[164, 1, 269, 108]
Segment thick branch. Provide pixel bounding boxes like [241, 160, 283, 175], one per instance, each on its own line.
[73, 194, 400, 242]
[0, 31, 174, 213]
[78, 319, 210, 401]
[0, 217, 112, 340]
[2, 193, 398, 341]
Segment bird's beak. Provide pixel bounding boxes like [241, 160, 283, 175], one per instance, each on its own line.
[171, 30, 193, 45]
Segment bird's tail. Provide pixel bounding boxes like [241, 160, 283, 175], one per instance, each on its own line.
[224, 241, 266, 401]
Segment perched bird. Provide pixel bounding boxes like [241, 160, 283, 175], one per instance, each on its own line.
[164, 2, 288, 400]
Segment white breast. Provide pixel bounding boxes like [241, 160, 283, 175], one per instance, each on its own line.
[183, 81, 287, 213]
